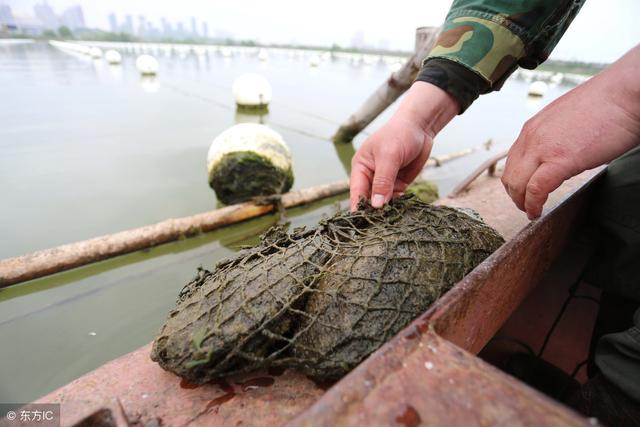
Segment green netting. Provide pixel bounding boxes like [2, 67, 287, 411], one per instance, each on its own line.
[151, 195, 504, 382]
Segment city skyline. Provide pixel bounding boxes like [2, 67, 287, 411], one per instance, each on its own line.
[2, 0, 639, 62]
[1, 2, 217, 41]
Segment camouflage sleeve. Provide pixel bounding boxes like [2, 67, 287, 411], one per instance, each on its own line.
[416, 0, 585, 113]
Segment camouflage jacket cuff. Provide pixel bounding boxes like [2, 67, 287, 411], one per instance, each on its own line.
[415, 58, 489, 114]
[426, 13, 525, 87]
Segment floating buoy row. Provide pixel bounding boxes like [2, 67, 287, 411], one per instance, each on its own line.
[513, 68, 589, 88]
[50, 40, 158, 76]
[49, 40, 409, 70]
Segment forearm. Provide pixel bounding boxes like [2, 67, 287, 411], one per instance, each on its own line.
[599, 45, 640, 131]
[395, 81, 460, 138]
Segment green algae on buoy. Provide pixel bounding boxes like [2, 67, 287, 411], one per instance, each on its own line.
[207, 123, 293, 204]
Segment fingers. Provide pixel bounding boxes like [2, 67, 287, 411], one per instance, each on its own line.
[370, 157, 400, 208]
[502, 140, 540, 211]
[350, 162, 373, 211]
[523, 162, 567, 219]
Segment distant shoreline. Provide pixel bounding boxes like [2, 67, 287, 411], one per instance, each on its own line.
[1, 31, 607, 76]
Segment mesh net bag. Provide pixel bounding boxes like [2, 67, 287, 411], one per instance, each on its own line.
[151, 195, 504, 382]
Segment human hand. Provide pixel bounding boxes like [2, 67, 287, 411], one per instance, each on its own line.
[502, 46, 640, 220]
[350, 81, 459, 211]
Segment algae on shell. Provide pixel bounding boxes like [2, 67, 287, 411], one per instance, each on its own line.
[151, 195, 504, 383]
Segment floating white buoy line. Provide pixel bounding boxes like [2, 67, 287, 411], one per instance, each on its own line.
[528, 81, 548, 97]
[89, 46, 103, 59]
[206, 123, 293, 204]
[104, 49, 122, 65]
[232, 73, 272, 111]
[136, 54, 159, 76]
[308, 54, 320, 67]
[550, 73, 564, 85]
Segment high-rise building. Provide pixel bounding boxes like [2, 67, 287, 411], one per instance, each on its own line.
[60, 5, 85, 30]
[122, 14, 134, 34]
[108, 12, 118, 33]
[201, 21, 209, 39]
[161, 17, 172, 37]
[190, 16, 197, 37]
[137, 15, 147, 36]
[0, 3, 15, 28]
[176, 22, 186, 38]
[33, 1, 58, 29]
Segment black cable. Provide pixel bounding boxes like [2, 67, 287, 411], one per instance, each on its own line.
[570, 359, 589, 379]
[538, 275, 582, 357]
[538, 275, 602, 358]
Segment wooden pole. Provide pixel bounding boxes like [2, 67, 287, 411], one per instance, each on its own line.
[0, 181, 350, 288]
[0, 146, 478, 288]
[332, 27, 440, 143]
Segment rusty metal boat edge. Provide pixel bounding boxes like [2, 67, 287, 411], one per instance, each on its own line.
[288, 169, 602, 427]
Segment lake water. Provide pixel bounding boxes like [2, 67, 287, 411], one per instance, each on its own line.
[0, 40, 574, 403]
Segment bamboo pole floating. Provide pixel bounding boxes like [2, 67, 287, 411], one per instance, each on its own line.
[0, 146, 478, 288]
[332, 26, 440, 143]
[0, 181, 350, 288]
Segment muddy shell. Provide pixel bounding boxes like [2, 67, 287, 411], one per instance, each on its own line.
[151, 195, 504, 383]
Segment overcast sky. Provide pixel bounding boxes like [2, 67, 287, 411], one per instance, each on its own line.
[7, 0, 640, 63]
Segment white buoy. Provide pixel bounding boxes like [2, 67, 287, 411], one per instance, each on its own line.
[136, 54, 159, 76]
[89, 46, 103, 59]
[258, 48, 269, 62]
[321, 51, 331, 61]
[206, 123, 293, 204]
[308, 54, 320, 67]
[528, 81, 548, 97]
[232, 73, 272, 110]
[104, 49, 122, 64]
